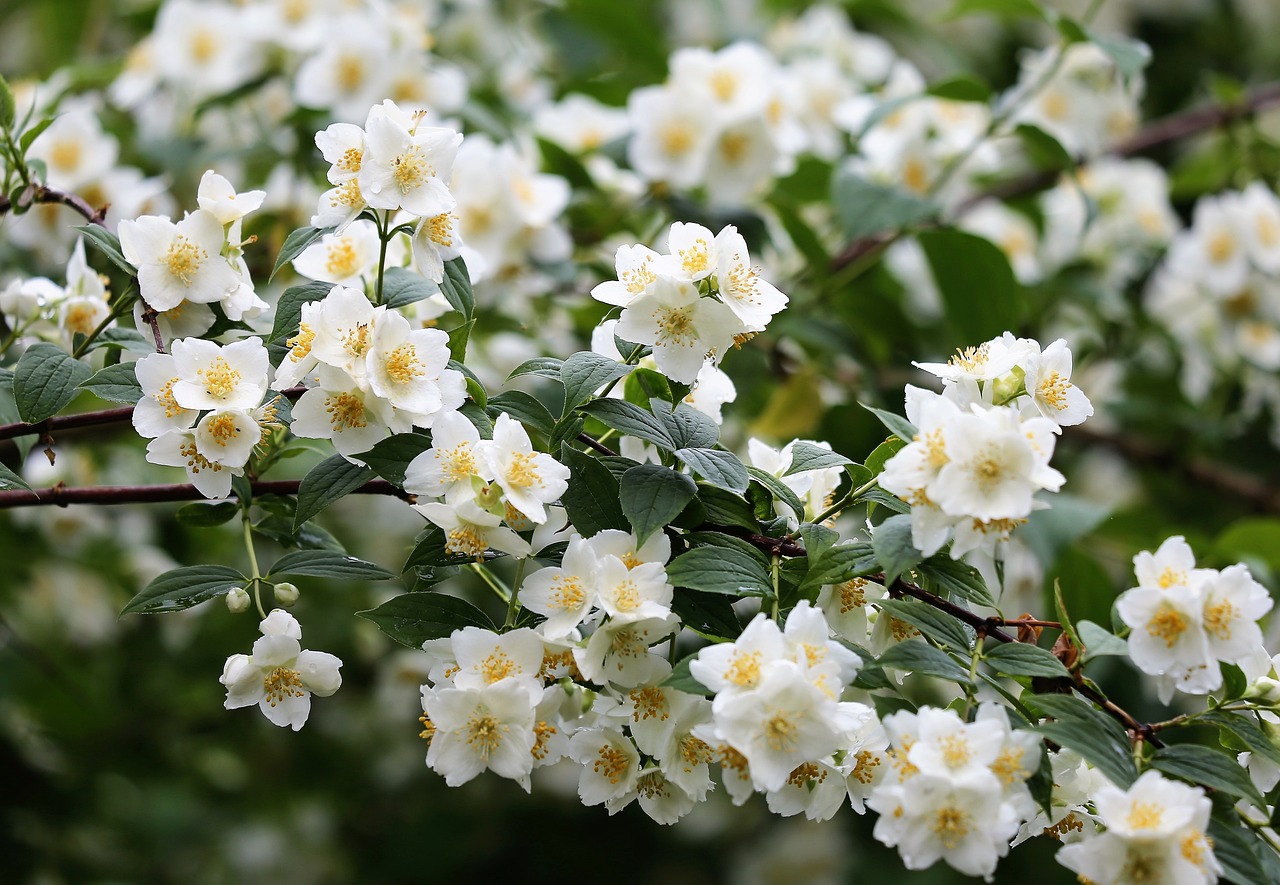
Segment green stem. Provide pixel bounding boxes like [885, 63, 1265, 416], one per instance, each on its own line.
[813, 475, 879, 525]
[242, 508, 266, 620]
[770, 554, 781, 621]
[964, 632, 986, 718]
[374, 210, 390, 306]
[470, 563, 510, 605]
[504, 557, 529, 629]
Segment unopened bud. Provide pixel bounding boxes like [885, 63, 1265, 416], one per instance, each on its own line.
[991, 366, 1027, 406]
[1245, 676, 1280, 704]
[274, 582, 300, 607]
[225, 586, 251, 614]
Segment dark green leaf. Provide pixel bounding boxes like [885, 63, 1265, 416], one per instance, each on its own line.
[266, 550, 394, 580]
[697, 485, 759, 531]
[832, 170, 940, 241]
[1151, 744, 1266, 808]
[619, 464, 697, 545]
[656, 401, 719, 449]
[666, 545, 772, 596]
[1016, 123, 1074, 171]
[1077, 619, 1127, 662]
[271, 226, 330, 282]
[382, 266, 439, 309]
[175, 501, 239, 527]
[438, 257, 474, 320]
[662, 655, 713, 697]
[74, 225, 135, 276]
[579, 398, 676, 449]
[675, 448, 749, 493]
[269, 280, 332, 344]
[357, 592, 494, 648]
[801, 542, 879, 592]
[918, 228, 1024, 344]
[79, 362, 142, 404]
[120, 565, 245, 615]
[561, 351, 632, 414]
[671, 588, 742, 642]
[507, 357, 564, 382]
[864, 437, 909, 475]
[293, 454, 373, 530]
[861, 403, 916, 444]
[926, 75, 992, 103]
[985, 643, 1071, 678]
[784, 441, 853, 476]
[1035, 718, 1137, 788]
[0, 74, 14, 129]
[1201, 710, 1280, 768]
[447, 318, 474, 363]
[1207, 818, 1269, 885]
[560, 444, 629, 537]
[17, 117, 54, 156]
[945, 0, 1047, 20]
[0, 462, 33, 492]
[746, 467, 806, 521]
[876, 642, 972, 684]
[878, 598, 972, 650]
[487, 391, 556, 438]
[683, 532, 771, 568]
[918, 556, 997, 608]
[13, 342, 93, 423]
[355, 432, 433, 486]
[872, 513, 922, 583]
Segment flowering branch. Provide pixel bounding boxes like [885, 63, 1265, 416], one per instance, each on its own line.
[0, 183, 108, 224]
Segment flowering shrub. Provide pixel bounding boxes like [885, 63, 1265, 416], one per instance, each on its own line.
[5, 1, 1280, 882]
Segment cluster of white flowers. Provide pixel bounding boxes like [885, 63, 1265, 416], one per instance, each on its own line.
[1116, 535, 1273, 702]
[746, 438, 845, 525]
[403, 411, 569, 551]
[1057, 771, 1221, 885]
[1145, 182, 1280, 434]
[119, 170, 267, 340]
[133, 336, 275, 498]
[592, 222, 788, 384]
[220, 609, 343, 732]
[868, 704, 1041, 880]
[878, 334, 1091, 564]
[1009, 42, 1144, 158]
[0, 240, 113, 352]
[282, 284, 465, 459]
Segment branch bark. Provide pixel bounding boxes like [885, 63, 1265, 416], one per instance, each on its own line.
[0, 478, 410, 509]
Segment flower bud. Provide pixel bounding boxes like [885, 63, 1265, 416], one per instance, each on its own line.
[1246, 676, 1280, 704]
[274, 582, 300, 607]
[225, 586, 251, 614]
[991, 366, 1027, 406]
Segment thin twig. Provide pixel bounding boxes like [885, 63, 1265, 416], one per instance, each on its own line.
[577, 433, 618, 457]
[0, 478, 410, 509]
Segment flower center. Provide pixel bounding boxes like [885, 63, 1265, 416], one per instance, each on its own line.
[392, 145, 434, 193]
[384, 344, 423, 384]
[592, 744, 631, 784]
[263, 666, 304, 706]
[932, 806, 971, 849]
[325, 392, 367, 431]
[1146, 604, 1187, 647]
[325, 238, 361, 278]
[164, 235, 207, 286]
[763, 712, 799, 752]
[466, 711, 504, 758]
[204, 412, 239, 446]
[506, 452, 541, 489]
[551, 575, 585, 612]
[198, 357, 241, 400]
[1127, 800, 1164, 830]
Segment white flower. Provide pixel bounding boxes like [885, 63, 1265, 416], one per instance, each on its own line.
[132, 352, 197, 438]
[365, 309, 464, 421]
[170, 337, 269, 412]
[615, 275, 743, 384]
[568, 726, 642, 806]
[475, 414, 570, 525]
[713, 225, 788, 328]
[423, 681, 537, 787]
[595, 555, 673, 624]
[220, 609, 342, 731]
[291, 220, 380, 284]
[146, 428, 242, 499]
[414, 499, 533, 561]
[307, 285, 382, 380]
[358, 101, 461, 218]
[690, 613, 788, 695]
[410, 212, 464, 284]
[449, 626, 546, 704]
[403, 410, 485, 501]
[196, 170, 265, 225]
[591, 244, 675, 308]
[119, 210, 239, 311]
[1116, 582, 1216, 701]
[289, 365, 398, 458]
[192, 408, 262, 466]
[520, 537, 600, 640]
[574, 614, 679, 689]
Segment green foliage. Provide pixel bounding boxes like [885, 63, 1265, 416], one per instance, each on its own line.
[357, 592, 495, 648]
[13, 342, 93, 422]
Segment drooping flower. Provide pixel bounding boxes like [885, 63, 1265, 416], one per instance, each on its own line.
[220, 609, 343, 731]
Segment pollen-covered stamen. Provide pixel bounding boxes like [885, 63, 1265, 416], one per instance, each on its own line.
[178, 441, 223, 475]
[723, 261, 762, 303]
[678, 239, 710, 276]
[157, 379, 185, 418]
[383, 344, 424, 384]
[392, 145, 435, 193]
[325, 239, 360, 278]
[592, 744, 631, 784]
[63, 303, 98, 335]
[1146, 604, 1188, 647]
[288, 323, 316, 360]
[932, 806, 971, 849]
[636, 771, 670, 800]
[437, 444, 476, 482]
[342, 324, 371, 359]
[480, 651, 517, 684]
[939, 734, 971, 769]
[164, 235, 207, 286]
[990, 747, 1028, 785]
[335, 55, 365, 93]
[204, 413, 240, 447]
[330, 179, 363, 208]
[262, 666, 305, 706]
[725, 650, 762, 687]
[1206, 230, 1236, 264]
[612, 579, 640, 612]
[849, 749, 881, 784]
[1126, 801, 1164, 830]
[653, 305, 697, 347]
[763, 711, 800, 752]
[837, 578, 868, 613]
[787, 762, 827, 787]
[1038, 371, 1073, 411]
[325, 392, 368, 431]
[968, 451, 1005, 491]
[550, 575, 585, 612]
[506, 452, 542, 489]
[679, 735, 713, 770]
[1203, 598, 1236, 641]
[465, 711, 505, 758]
[425, 213, 454, 248]
[630, 687, 668, 722]
[621, 262, 657, 295]
[948, 343, 991, 374]
[659, 123, 694, 156]
[338, 146, 363, 174]
[531, 720, 557, 760]
[198, 357, 241, 399]
[445, 525, 487, 559]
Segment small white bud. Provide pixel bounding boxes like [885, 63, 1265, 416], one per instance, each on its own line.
[274, 582, 300, 606]
[225, 587, 251, 614]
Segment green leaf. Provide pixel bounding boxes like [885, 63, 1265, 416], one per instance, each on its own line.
[1206, 818, 1269, 885]
[269, 280, 333, 345]
[13, 342, 93, 423]
[92, 327, 152, 354]
[561, 351, 632, 415]
[876, 642, 972, 684]
[78, 362, 142, 404]
[697, 485, 759, 531]
[619, 464, 698, 545]
[666, 545, 773, 597]
[446, 318, 474, 363]
[579, 399, 676, 449]
[918, 229, 1024, 345]
[271, 226, 330, 282]
[801, 542, 879, 592]
[120, 565, 245, 615]
[1015, 123, 1075, 171]
[355, 432, 432, 486]
[0, 74, 14, 129]
[671, 588, 742, 642]
[783, 441, 853, 476]
[878, 598, 972, 650]
[1089, 31, 1152, 80]
[872, 513, 922, 583]
[864, 437, 908, 476]
[662, 655, 713, 697]
[73, 225, 135, 276]
[174, 501, 239, 527]
[487, 391, 556, 439]
[683, 532, 771, 569]
[439, 257, 474, 320]
[17, 117, 53, 156]
[0, 462, 33, 492]
[917, 556, 997, 608]
[675, 448, 749, 494]
[945, 0, 1047, 20]
[293, 454, 373, 530]
[746, 467, 806, 521]
[860, 403, 916, 444]
[382, 266, 439, 309]
[507, 357, 564, 382]
[1076, 620, 1128, 662]
[1201, 710, 1280, 768]
[1151, 744, 1266, 808]
[1035, 718, 1137, 789]
[926, 75, 992, 103]
[655, 401, 718, 449]
[832, 170, 941, 241]
[267, 550, 395, 581]
[984, 643, 1070, 678]
[560, 444, 629, 537]
[357, 592, 495, 649]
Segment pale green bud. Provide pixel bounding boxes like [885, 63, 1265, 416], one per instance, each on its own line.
[225, 586, 251, 614]
[274, 582, 300, 606]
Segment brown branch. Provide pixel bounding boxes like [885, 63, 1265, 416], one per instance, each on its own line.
[832, 80, 1280, 270]
[0, 478, 409, 509]
[577, 432, 618, 457]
